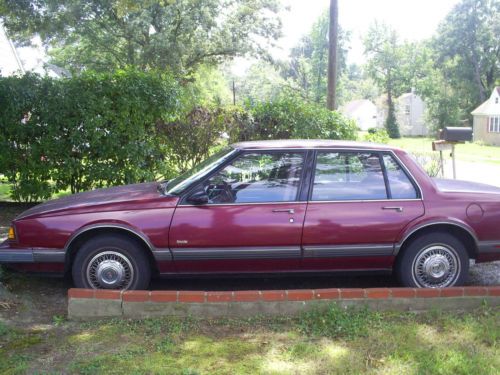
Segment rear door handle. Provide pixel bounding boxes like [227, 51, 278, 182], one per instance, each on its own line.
[382, 206, 404, 212]
[272, 209, 295, 214]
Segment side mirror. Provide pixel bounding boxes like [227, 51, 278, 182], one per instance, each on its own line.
[187, 190, 209, 205]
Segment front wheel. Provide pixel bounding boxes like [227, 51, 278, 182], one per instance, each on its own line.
[396, 232, 469, 288]
[72, 234, 151, 290]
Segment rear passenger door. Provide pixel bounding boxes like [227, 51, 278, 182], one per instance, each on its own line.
[301, 150, 425, 271]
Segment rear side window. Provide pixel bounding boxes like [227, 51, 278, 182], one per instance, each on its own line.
[312, 152, 387, 201]
[382, 154, 418, 199]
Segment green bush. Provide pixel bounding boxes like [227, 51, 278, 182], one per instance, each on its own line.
[0, 75, 358, 201]
[0, 70, 180, 201]
[243, 97, 357, 141]
[363, 128, 390, 144]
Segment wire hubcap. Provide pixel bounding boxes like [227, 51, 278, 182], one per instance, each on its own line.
[413, 245, 460, 288]
[87, 251, 133, 289]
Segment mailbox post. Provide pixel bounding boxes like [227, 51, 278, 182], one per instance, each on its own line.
[432, 127, 473, 179]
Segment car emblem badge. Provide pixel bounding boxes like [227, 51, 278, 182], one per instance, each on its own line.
[177, 240, 188, 244]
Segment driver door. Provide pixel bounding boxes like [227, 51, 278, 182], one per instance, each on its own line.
[169, 151, 307, 273]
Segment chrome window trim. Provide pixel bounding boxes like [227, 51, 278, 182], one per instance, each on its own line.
[308, 149, 423, 202]
[179, 201, 308, 208]
[307, 198, 421, 204]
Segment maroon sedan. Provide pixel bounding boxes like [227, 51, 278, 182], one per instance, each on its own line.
[1, 140, 499, 290]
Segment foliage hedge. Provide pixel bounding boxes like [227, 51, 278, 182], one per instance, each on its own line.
[0, 72, 356, 202]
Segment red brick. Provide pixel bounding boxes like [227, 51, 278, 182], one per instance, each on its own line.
[68, 288, 94, 299]
[287, 289, 314, 301]
[234, 291, 261, 302]
[207, 291, 233, 303]
[151, 291, 178, 302]
[390, 288, 416, 298]
[464, 287, 488, 297]
[488, 286, 500, 297]
[366, 288, 390, 299]
[94, 289, 122, 300]
[262, 290, 286, 301]
[178, 291, 205, 303]
[314, 288, 340, 300]
[123, 291, 150, 302]
[439, 287, 464, 298]
[340, 289, 365, 299]
[416, 288, 440, 298]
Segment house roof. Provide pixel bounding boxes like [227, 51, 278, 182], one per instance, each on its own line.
[341, 99, 376, 115]
[471, 87, 500, 116]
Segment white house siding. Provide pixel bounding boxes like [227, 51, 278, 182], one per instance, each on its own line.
[397, 93, 428, 136]
[471, 88, 500, 146]
[341, 100, 379, 131]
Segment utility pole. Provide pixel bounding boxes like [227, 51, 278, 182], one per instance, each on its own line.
[232, 80, 236, 105]
[326, 0, 338, 110]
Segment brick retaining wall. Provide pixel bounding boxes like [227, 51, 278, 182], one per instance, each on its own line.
[68, 286, 500, 320]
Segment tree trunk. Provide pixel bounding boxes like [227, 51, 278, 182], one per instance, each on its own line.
[327, 0, 338, 110]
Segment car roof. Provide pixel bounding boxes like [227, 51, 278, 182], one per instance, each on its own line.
[231, 139, 399, 151]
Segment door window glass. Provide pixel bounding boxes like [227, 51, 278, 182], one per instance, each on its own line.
[203, 152, 304, 204]
[312, 152, 387, 201]
[383, 155, 418, 199]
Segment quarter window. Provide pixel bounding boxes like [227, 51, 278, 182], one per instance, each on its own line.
[312, 152, 387, 201]
[202, 152, 304, 204]
[382, 155, 418, 199]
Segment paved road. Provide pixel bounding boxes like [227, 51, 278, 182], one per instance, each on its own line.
[443, 160, 500, 187]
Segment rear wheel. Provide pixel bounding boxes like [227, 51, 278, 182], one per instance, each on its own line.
[396, 232, 469, 288]
[72, 234, 151, 290]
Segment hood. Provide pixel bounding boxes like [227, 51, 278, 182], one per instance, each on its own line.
[16, 182, 173, 220]
[433, 178, 500, 195]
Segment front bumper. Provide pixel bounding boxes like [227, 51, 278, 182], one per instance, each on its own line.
[0, 241, 65, 263]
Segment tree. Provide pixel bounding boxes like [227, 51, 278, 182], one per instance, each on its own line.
[1, 0, 282, 74]
[364, 22, 412, 138]
[434, 0, 499, 106]
[285, 10, 349, 106]
[327, 0, 338, 110]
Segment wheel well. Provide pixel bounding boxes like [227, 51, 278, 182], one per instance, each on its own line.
[65, 227, 158, 275]
[397, 224, 478, 261]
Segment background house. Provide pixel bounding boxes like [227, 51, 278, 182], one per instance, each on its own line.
[471, 87, 500, 146]
[396, 91, 428, 136]
[341, 99, 379, 131]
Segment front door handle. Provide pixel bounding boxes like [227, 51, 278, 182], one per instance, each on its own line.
[272, 209, 295, 214]
[382, 206, 404, 212]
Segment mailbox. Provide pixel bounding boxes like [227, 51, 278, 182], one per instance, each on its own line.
[439, 127, 473, 142]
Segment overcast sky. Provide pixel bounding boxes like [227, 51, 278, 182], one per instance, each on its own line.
[277, 0, 460, 62]
[13, 0, 461, 74]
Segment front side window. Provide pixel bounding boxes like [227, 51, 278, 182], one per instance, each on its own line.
[201, 152, 304, 204]
[382, 154, 418, 199]
[312, 152, 387, 201]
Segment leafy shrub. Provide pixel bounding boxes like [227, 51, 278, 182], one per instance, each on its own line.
[241, 97, 357, 141]
[362, 128, 390, 144]
[0, 70, 180, 201]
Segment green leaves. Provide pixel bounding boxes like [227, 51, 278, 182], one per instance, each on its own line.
[0, 70, 180, 201]
[2, 0, 282, 74]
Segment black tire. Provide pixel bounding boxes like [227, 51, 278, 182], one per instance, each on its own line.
[396, 232, 469, 288]
[72, 234, 151, 290]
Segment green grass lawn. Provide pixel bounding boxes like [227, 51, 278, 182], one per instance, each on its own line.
[0, 305, 498, 374]
[386, 137, 500, 165]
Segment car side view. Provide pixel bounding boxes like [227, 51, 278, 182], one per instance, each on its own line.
[1, 140, 499, 290]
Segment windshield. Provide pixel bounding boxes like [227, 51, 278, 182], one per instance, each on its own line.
[164, 146, 236, 195]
